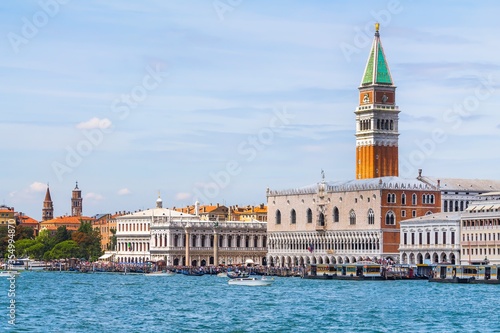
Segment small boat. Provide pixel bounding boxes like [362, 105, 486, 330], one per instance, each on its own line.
[227, 271, 249, 279]
[144, 270, 175, 277]
[217, 272, 228, 277]
[0, 271, 20, 277]
[182, 269, 204, 276]
[228, 277, 274, 286]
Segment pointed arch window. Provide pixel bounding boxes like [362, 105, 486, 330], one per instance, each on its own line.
[290, 209, 296, 224]
[367, 209, 374, 225]
[306, 208, 313, 223]
[401, 193, 406, 205]
[349, 210, 356, 225]
[412, 193, 417, 205]
[385, 211, 396, 225]
[275, 210, 281, 225]
[318, 212, 325, 226]
[333, 207, 339, 223]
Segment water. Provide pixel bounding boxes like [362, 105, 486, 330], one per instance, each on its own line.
[1, 271, 499, 332]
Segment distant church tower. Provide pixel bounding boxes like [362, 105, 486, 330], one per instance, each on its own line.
[71, 182, 83, 216]
[355, 23, 400, 179]
[42, 185, 54, 221]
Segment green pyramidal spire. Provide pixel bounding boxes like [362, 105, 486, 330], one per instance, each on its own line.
[361, 23, 393, 86]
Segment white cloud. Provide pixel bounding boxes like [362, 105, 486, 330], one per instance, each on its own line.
[117, 188, 131, 195]
[76, 117, 112, 130]
[85, 192, 104, 201]
[175, 192, 191, 200]
[29, 182, 46, 192]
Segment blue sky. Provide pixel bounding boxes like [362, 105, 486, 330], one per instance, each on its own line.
[2, 0, 500, 220]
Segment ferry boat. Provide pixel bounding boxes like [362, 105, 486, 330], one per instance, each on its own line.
[429, 264, 500, 284]
[3, 259, 46, 271]
[228, 277, 274, 286]
[303, 262, 403, 280]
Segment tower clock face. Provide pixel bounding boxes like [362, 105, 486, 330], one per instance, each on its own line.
[363, 93, 370, 104]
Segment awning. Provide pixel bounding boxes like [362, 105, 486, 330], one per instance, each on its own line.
[98, 253, 114, 260]
[245, 259, 254, 264]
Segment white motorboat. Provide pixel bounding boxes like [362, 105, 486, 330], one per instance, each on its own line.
[144, 270, 175, 277]
[217, 272, 228, 278]
[227, 277, 274, 286]
[0, 271, 20, 277]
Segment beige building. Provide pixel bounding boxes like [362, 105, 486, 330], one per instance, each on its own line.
[267, 177, 441, 267]
[460, 193, 500, 265]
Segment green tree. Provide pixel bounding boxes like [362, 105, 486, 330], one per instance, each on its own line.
[72, 221, 102, 261]
[109, 228, 117, 251]
[47, 240, 80, 260]
[15, 225, 34, 241]
[50, 226, 72, 248]
[32, 229, 53, 260]
[0, 226, 8, 259]
[14, 239, 36, 257]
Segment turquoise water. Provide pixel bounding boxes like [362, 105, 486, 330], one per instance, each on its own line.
[0, 271, 498, 332]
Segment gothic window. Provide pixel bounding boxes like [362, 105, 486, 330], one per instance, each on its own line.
[385, 211, 395, 225]
[349, 210, 356, 225]
[333, 207, 339, 223]
[290, 209, 296, 224]
[275, 210, 281, 224]
[319, 213, 325, 226]
[401, 193, 406, 205]
[387, 193, 396, 203]
[367, 209, 374, 225]
[390, 120, 394, 130]
[307, 208, 313, 223]
[412, 193, 417, 205]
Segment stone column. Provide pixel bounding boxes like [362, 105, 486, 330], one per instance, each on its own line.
[214, 229, 219, 266]
[185, 225, 191, 266]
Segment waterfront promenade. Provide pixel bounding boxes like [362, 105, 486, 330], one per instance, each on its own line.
[1, 270, 498, 332]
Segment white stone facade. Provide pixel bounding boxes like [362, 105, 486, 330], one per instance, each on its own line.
[460, 195, 500, 265]
[399, 212, 461, 265]
[115, 202, 267, 266]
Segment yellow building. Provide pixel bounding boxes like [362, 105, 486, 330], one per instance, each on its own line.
[93, 213, 123, 251]
[230, 204, 267, 222]
[0, 205, 15, 225]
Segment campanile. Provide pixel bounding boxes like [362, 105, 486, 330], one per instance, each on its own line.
[355, 23, 400, 179]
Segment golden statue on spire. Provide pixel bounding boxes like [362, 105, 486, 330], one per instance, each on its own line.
[375, 22, 380, 32]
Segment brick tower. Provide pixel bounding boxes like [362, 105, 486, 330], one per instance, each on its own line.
[71, 182, 83, 217]
[355, 23, 400, 179]
[42, 185, 54, 221]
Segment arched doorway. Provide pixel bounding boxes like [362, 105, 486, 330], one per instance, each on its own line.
[191, 260, 197, 267]
[450, 254, 456, 264]
[417, 253, 423, 264]
[173, 258, 179, 266]
[201, 259, 207, 267]
[433, 253, 438, 264]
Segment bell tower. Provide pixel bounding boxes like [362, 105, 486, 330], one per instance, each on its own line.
[355, 23, 400, 179]
[71, 182, 83, 216]
[42, 185, 54, 221]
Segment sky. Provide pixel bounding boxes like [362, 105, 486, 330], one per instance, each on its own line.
[2, 0, 500, 220]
